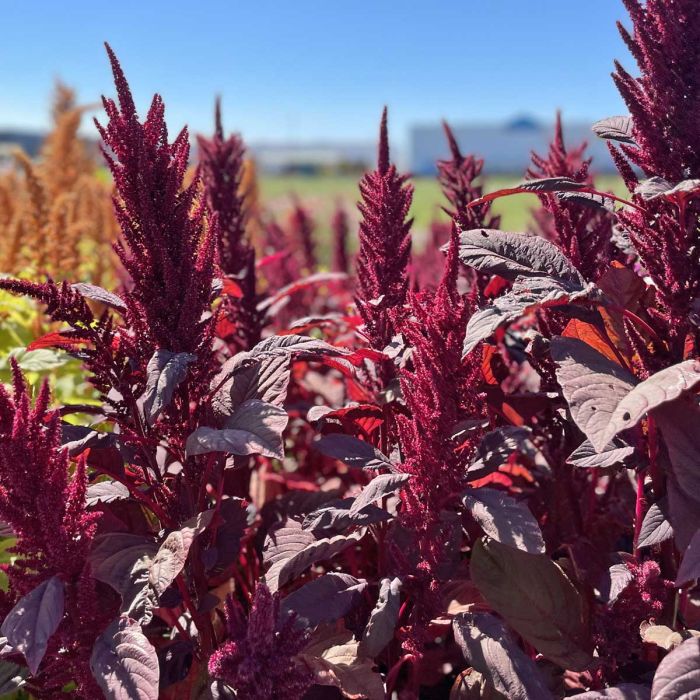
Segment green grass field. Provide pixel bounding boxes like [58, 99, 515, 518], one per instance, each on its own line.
[259, 174, 625, 262]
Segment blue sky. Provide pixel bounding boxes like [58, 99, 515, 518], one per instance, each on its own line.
[0, 1, 631, 145]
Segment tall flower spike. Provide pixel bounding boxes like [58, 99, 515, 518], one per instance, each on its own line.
[331, 203, 350, 274]
[437, 121, 500, 232]
[609, 3, 700, 358]
[198, 99, 261, 351]
[356, 108, 413, 350]
[288, 199, 317, 273]
[527, 112, 613, 281]
[613, 0, 700, 180]
[95, 44, 217, 357]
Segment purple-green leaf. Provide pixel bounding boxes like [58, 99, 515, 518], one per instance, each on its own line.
[551, 337, 637, 452]
[186, 399, 288, 459]
[280, 573, 367, 627]
[452, 611, 553, 700]
[651, 637, 700, 700]
[676, 529, 700, 587]
[349, 473, 410, 515]
[0, 576, 64, 675]
[463, 487, 545, 554]
[90, 616, 159, 700]
[141, 350, 196, 426]
[360, 577, 402, 657]
[313, 434, 394, 471]
[592, 115, 635, 144]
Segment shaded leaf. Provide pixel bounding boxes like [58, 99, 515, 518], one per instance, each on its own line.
[470, 537, 592, 670]
[599, 360, 700, 446]
[349, 473, 410, 515]
[651, 637, 700, 700]
[263, 519, 365, 593]
[676, 529, 700, 587]
[592, 116, 635, 144]
[281, 573, 367, 627]
[637, 500, 674, 549]
[455, 229, 585, 286]
[186, 400, 288, 459]
[452, 612, 553, 700]
[141, 350, 196, 426]
[313, 434, 393, 471]
[0, 576, 64, 675]
[71, 282, 127, 312]
[360, 577, 402, 657]
[302, 498, 391, 535]
[90, 616, 159, 700]
[654, 401, 700, 549]
[212, 353, 290, 418]
[90, 534, 159, 622]
[150, 511, 214, 597]
[551, 337, 636, 452]
[464, 278, 594, 356]
[567, 438, 635, 469]
[463, 488, 545, 554]
[598, 563, 633, 606]
[574, 685, 650, 700]
[0, 659, 27, 695]
[557, 191, 616, 212]
[468, 426, 537, 480]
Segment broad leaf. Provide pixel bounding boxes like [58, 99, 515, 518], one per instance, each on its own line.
[140, 350, 196, 425]
[551, 337, 636, 452]
[676, 529, 700, 587]
[301, 627, 385, 700]
[651, 637, 700, 700]
[599, 563, 633, 606]
[654, 401, 700, 548]
[280, 573, 367, 627]
[463, 488, 545, 554]
[468, 426, 538, 480]
[212, 353, 290, 418]
[464, 277, 594, 356]
[592, 116, 635, 144]
[349, 473, 410, 515]
[455, 229, 585, 286]
[302, 498, 391, 535]
[642, 624, 700, 651]
[575, 685, 651, 699]
[452, 611, 553, 700]
[90, 617, 159, 700]
[567, 438, 635, 469]
[150, 511, 214, 597]
[637, 500, 674, 549]
[86, 480, 131, 506]
[470, 537, 592, 670]
[360, 577, 402, 657]
[0, 576, 64, 675]
[313, 434, 394, 470]
[599, 360, 700, 447]
[90, 534, 159, 622]
[263, 519, 365, 593]
[636, 177, 672, 200]
[557, 191, 616, 212]
[186, 399, 288, 459]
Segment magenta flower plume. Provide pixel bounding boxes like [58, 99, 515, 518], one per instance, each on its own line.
[208, 584, 312, 700]
[613, 0, 700, 181]
[438, 121, 500, 232]
[528, 112, 613, 280]
[608, 4, 700, 359]
[331, 204, 351, 274]
[289, 200, 317, 273]
[198, 99, 261, 351]
[95, 44, 217, 357]
[0, 362, 109, 698]
[355, 108, 414, 350]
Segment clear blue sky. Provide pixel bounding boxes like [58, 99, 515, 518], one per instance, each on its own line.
[0, 1, 631, 145]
